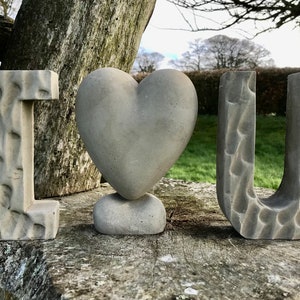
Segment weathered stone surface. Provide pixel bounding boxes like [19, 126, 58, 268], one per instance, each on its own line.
[2, 1, 156, 198]
[0, 71, 59, 240]
[93, 193, 166, 235]
[217, 71, 300, 239]
[0, 179, 299, 299]
[76, 68, 198, 200]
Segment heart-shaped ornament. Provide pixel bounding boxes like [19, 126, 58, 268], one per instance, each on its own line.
[76, 68, 198, 199]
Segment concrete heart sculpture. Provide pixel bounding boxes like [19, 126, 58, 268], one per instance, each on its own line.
[76, 68, 198, 200]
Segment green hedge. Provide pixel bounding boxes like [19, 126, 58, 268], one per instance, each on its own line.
[134, 68, 300, 115]
[186, 70, 221, 115]
[255, 68, 299, 116]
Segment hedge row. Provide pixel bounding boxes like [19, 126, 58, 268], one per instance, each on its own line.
[134, 68, 300, 115]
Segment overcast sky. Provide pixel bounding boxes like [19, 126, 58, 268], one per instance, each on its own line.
[140, 0, 300, 68]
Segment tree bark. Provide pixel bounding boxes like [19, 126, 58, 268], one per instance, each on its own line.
[2, 0, 156, 198]
[0, 15, 13, 61]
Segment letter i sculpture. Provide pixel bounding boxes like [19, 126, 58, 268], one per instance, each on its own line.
[0, 71, 60, 240]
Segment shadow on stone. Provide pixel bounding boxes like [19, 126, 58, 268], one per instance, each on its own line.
[169, 222, 240, 239]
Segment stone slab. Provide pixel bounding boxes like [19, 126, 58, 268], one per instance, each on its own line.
[0, 179, 299, 299]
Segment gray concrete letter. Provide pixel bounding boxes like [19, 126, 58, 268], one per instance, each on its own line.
[0, 71, 59, 240]
[217, 71, 300, 239]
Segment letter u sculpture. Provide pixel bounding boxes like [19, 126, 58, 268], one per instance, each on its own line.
[217, 71, 300, 239]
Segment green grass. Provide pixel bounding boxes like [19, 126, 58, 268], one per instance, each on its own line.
[166, 115, 286, 189]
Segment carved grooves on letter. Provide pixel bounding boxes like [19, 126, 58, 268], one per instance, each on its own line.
[0, 71, 59, 240]
[217, 71, 300, 239]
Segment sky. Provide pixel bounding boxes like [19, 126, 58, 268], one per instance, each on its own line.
[140, 0, 300, 69]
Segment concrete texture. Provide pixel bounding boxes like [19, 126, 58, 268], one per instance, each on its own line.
[75, 68, 198, 200]
[0, 178, 299, 299]
[0, 71, 59, 240]
[217, 71, 300, 239]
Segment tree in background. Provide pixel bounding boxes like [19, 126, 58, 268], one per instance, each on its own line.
[167, 0, 300, 33]
[169, 35, 274, 71]
[132, 48, 164, 73]
[169, 38, 204, 71]
[202, 35, 274, 69]
[0, 0, 15, 17]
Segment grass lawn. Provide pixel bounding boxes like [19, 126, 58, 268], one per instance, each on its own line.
[166, 115, 286, 189]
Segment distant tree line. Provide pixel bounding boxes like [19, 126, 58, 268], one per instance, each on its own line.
[132, 34, 274, 73]
[131, 48, 164, 73]
[170, 35, 274, 71]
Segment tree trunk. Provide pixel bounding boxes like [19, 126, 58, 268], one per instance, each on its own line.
[2, 0, 156, 198]
[0, 15, 13, 61]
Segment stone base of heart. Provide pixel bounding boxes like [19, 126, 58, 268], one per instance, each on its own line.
[93, 193, 166, 235]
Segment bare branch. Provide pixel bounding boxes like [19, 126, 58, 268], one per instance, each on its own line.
[166, 0, 300, 34]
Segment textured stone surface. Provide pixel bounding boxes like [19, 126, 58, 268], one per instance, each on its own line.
[0, 179, 299, 299]
[76, 68, 198, 200]
[217, 71, 300, 239]
[93, 193, 166, 235]
[0, 71, 59, 240]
